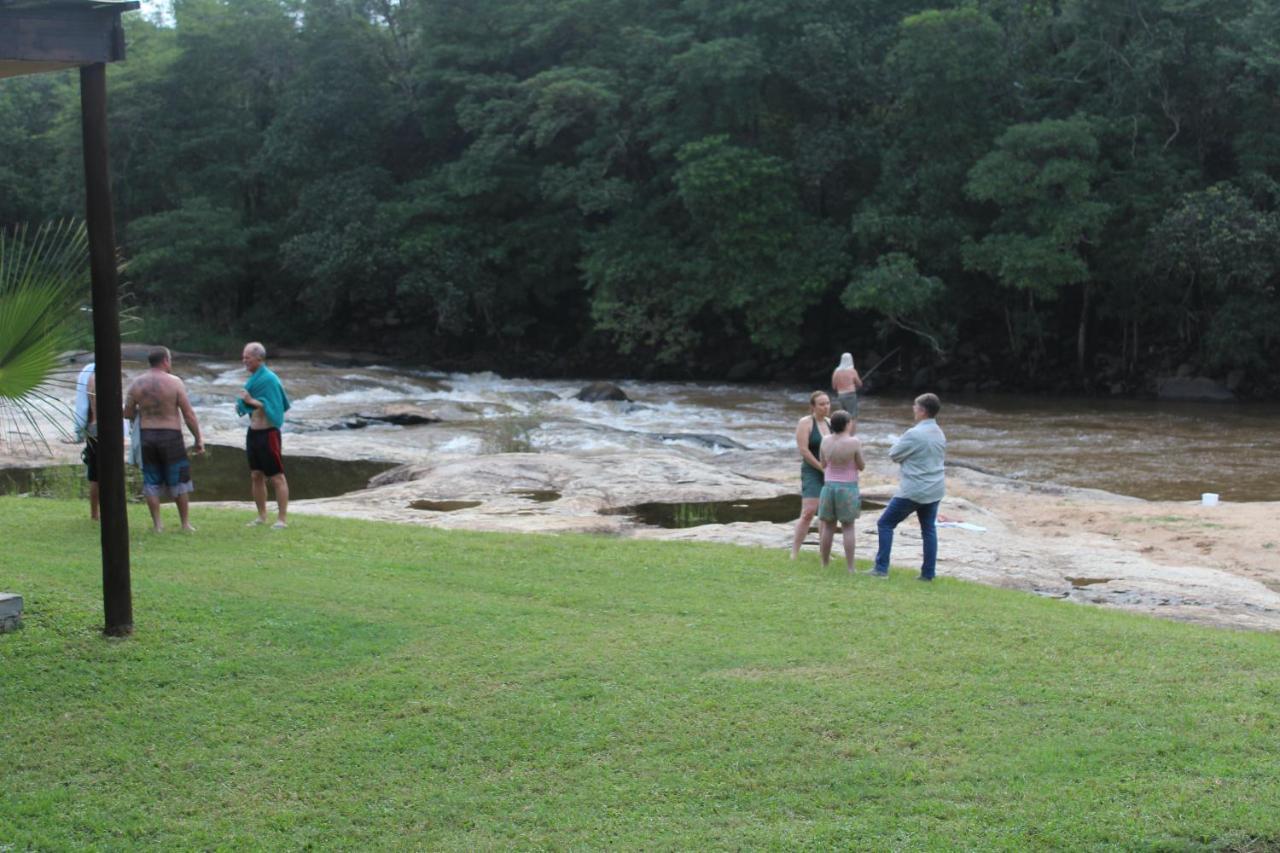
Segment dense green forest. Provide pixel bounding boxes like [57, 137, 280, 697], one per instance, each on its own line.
[3, 0, 1279, 394]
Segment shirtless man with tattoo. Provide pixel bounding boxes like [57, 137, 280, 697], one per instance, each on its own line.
[122, 346, 204, 532]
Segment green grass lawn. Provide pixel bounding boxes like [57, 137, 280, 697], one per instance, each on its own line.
[2, 498, 1278, 850]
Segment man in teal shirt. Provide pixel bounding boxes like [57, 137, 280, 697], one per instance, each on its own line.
[237, 341, 291, 528]
[872, 393, 946, 580]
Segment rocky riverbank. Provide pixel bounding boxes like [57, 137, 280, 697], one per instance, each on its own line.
[8, 355, 1278, 632]
[270, 445, 1280, 633]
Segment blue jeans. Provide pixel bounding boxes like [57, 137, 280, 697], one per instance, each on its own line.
[873, 497, 940, 578]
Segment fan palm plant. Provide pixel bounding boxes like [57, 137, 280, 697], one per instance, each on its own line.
[0, 220, 91, 453]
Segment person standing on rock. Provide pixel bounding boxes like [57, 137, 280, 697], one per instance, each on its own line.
[830, 353, 863, 430]
[122, 346, 204, 533]
[818, 410, 865, 572]
[872, 393, 946, 581]
[791, 391, 831, 559]
[237, 341, 291, 528]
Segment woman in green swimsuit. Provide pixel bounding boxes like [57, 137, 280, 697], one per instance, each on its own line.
[791, 390, 831, 559]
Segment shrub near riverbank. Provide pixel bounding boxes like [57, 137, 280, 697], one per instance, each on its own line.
[2, 498, 1278, 848]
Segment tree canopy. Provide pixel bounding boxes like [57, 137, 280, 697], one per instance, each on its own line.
[3, 0, 1279, 391]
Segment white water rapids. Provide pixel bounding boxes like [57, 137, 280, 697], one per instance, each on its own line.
[8, 354, 1280, 502]
[171, 358, 1276, 503]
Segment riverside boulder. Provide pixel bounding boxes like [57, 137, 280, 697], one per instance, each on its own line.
[575, 382, 630, 402]
[1155, 376, 1235, 402]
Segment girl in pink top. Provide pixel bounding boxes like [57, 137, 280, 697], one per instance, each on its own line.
[817, 410, 866, 572]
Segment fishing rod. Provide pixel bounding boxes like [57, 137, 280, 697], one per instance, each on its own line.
[857, 346, 901, 384]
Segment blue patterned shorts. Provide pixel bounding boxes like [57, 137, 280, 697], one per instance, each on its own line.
[818, 481, 861, 524]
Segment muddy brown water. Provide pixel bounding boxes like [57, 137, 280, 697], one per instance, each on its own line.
[18, 357, 1278, 505]
[513, 490, 561, 503]
[0, 445, 394, 503]
[931, 395, 1280, 502]
[669, 385, 1280, 502]
[187, 358, 1280, 502]
[409, 500, 483, 512]
[602, 495, 887, 528]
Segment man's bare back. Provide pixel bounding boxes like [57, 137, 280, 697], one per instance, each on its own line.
[125, 370, 187, 430]
[122, 349, 203, 449]
[832, 366, 861, 394]
[123, 347, 203, 532]
[821, 433, 865, 469]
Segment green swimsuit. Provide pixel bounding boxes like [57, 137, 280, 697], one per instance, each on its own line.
[800, 417, 825, 499]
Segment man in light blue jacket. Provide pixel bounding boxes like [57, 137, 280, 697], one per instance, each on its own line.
[871, 393, 946, 581]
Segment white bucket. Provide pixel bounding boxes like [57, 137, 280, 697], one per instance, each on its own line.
[1201, 493, 1220, 507]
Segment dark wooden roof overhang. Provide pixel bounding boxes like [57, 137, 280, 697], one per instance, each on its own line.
[0, 0, 140, 79]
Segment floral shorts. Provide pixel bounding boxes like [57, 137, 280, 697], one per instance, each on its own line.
[818, 481, 861, 525]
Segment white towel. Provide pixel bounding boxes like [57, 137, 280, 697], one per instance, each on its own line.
[73, 362, 95, 438]
[128, 417, 142, 467]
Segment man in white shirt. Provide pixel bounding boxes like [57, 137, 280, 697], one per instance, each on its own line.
[73, 361, 98, 520]
[871, 393, 946, 581]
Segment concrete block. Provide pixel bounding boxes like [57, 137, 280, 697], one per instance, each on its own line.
[0, 592, 23, 632]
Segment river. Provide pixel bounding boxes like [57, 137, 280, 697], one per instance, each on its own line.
[152, 356, 1277, 503]
[5, 354, 1279, 504]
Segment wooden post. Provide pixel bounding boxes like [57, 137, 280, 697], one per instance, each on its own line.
[80, 61, 132, 637]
